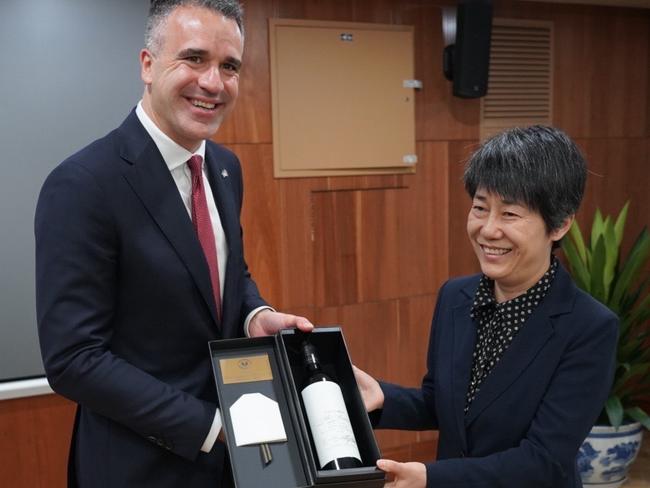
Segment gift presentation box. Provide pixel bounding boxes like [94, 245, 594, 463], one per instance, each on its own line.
[209, 326, 384, 488]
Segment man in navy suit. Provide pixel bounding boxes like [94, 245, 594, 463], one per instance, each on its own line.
[354, 126, 618, 487]
[35, 1, 312, 486]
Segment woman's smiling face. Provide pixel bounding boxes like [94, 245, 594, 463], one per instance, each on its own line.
[466, 188, 570, 302]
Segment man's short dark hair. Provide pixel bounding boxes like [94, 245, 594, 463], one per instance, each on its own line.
[463, 125, 587, 233]
[146, 0, 244, 53]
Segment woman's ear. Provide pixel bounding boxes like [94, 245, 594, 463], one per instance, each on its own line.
[550, 215, 574, 242]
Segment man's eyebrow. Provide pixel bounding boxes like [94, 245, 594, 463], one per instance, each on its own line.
[177, 48, 208, 58]
[224, 56, 242, 70]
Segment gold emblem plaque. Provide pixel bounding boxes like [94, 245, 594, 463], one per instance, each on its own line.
[220, 354, 273, 384]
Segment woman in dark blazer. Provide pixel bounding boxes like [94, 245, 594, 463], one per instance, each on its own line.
[354, 126, 618, 488]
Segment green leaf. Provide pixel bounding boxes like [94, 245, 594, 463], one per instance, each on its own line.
[618, 279, 648, 318]
[625, 407, 650, 430]
[627, 294, 650, 331]
[605, 395, 624, 427]
[568, 220, 588, 264]
[563, 203, 650, 428]
[603, 219, 619, 300]
[590, 236, 607, 303]
[614, 201, 630, 250]
[616, 362, 650, 396]
[610, 228, 650, 309]
[622, 292, 650, 337]
[562, 237, 590, 291]
[618, 340, 638, 361]
[591, 209, 605, 253]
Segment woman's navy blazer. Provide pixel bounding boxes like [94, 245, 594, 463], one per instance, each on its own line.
[377, 263, 618, 487]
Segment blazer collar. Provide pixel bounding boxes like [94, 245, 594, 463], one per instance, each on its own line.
[117, 110, 221, 328]
[453, 263, 577, 428]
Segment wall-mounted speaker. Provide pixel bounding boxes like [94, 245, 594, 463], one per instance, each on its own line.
[443, 0, 493, 99]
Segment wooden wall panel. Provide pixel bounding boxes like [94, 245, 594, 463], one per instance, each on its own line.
[275, 0, 401, 24]
[448, 141, 481, 278]
[397, 142, 450, 297]
[312, 190, 362, 306]
[315, 299, 418, 450]
[324, 173, 404, 192]
[383, 438, 438, 464]
[644, 24, 650, 137]
[395, 295, 439, 387]
[217, 0, 274, 144]
[493, 1, 650, 139]
[314, 296, 437, 387]
[275, 0, 356, 22]
[576, 138, 650, 252]
[0, 394, 75, 488]
[314, 294, 439, 454]
[310, 186, 408, 306]
[311, 156, 449, 308]
[356, 189, 402, 302]
[229, 143, 284, 306]
[316, 301, 400, 385]
[277, 177, 316, 308]
[552, 8, 649, 138]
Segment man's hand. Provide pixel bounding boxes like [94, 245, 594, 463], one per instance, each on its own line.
[377, 459, 426, 488]
[352, 365, 384, 412]
[248, 309, 314, 337]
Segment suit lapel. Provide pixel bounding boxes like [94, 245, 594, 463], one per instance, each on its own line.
[204, 146, 240, 334]
[117, 111, 220, 328]
[464, 263, 575, 426]
[451, 284, 478, 453]
[464, 303, 554, 425]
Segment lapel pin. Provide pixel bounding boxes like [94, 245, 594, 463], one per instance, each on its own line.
[221, 169, 229, 178]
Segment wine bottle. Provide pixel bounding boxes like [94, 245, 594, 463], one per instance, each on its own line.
[300, 340, 362, 470]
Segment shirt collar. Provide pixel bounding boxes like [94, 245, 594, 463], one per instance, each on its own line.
[471, 254, 559, 316]
[136, 101, 206, 172]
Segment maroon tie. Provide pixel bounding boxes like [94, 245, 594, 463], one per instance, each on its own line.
[187, 155, 222, 321]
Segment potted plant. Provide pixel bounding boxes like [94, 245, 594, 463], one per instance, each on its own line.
[562, 202, 650, 488]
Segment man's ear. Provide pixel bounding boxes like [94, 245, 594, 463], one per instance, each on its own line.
[550, 214, 574, 243]
[140, 48, 154, 85]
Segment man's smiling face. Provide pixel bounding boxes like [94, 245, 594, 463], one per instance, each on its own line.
[140, 5, 243, 151]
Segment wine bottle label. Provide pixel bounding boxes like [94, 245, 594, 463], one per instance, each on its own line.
[301, 381, 362, 469]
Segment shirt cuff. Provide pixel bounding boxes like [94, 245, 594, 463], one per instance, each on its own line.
[244, 306, 276, 337]
[200, 409, 222, 453]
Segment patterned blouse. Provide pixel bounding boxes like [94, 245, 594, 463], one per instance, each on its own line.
[465, 256, 558, 414]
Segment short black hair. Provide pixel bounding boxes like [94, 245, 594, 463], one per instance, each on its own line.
[463, 125, 587, 233]
[146, 0, 244, 52]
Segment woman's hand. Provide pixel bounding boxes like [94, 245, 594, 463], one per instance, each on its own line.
[352, 365, 384, 412]
[377, 459, 426, 488]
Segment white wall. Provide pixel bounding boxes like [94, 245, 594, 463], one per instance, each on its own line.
[0, 0, 149, 381]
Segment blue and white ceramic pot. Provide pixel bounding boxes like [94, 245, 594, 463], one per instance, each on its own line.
[577, 422, 643, 488]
